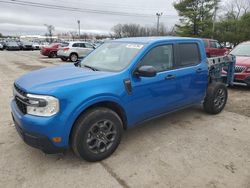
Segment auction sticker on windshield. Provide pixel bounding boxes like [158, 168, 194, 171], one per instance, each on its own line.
[126, 44, 144, 49]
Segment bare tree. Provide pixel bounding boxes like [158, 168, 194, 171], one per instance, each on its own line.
[223, 0, 250, 19]
[44, 24, 55, 43]
[112, 24, 123, 38]
[69, 31, 77, 41]
[112, 23, 171, 38]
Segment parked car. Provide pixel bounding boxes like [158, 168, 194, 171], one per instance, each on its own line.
[0, 43, 3, 50]
[19, 41, 34, 50]
[32, 42, 41, 50]
[40, 43, 67, 58]
[227, 41, 250, 87]
[0, 41, 6, 50]
[5, 41, 20, 51]
[11, 37, 235, 161]
[57, 41, 95, 62]
[202, 39, 228, 57]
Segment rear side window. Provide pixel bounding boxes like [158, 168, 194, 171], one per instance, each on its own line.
[178, 43, 200, 67]
[79, 43, 86, 48]
[72, 43, 80, 47]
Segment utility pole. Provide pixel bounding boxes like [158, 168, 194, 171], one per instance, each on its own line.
[77, 20, 80, 40]
[156, 12, 163, 36]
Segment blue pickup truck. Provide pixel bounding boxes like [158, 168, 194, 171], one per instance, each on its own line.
[11, 37, 235, 161]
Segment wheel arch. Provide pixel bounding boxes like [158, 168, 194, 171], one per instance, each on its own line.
[68, 100, 128, 145]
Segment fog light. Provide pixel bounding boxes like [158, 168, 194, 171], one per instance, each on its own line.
[52, 137, 62, 142]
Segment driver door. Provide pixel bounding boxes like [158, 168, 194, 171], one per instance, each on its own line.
[128, 44, 181, 123]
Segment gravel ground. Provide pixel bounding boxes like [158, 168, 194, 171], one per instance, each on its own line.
[0, 51, 250, 188]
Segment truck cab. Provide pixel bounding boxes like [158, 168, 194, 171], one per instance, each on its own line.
[11, 37, 233, 161]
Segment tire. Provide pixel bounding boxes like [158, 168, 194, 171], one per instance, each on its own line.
[71, 107, 123, 162]
[49, 51, 57, 58]
[203, 82, 228, 114]
[69, 53, 78, 62]
[60, 57, 68, 62]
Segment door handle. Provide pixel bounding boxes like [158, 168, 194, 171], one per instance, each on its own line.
[165, 75, 176, 80]
[196, 68, 203, 73]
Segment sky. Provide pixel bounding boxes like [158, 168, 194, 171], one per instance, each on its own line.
[0, 0, 180, 36]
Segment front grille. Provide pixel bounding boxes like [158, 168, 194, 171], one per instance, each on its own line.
[223, 65, 246, 73]
[14, 84, 27, 114]
[235, 65, 246, 73]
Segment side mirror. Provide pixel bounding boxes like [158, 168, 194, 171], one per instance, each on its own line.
[74, 60, 81, 67]
[134, 65, 157, 77]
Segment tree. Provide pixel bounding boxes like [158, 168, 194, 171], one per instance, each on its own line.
[112, 23, 171, 38]
[213, 0, 250, 45]
[174, 0, 219, 37]
[69, 31, 77, 41]
[44, 24, 55, 43]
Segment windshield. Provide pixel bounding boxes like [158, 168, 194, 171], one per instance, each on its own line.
[230, 44, 250, 56]
[80, 42, 144, 72]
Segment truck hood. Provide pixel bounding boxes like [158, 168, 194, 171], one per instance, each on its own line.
[15, 64, 114, 94]
[235, 56, 250, 66]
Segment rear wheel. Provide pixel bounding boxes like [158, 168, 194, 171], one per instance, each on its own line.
[49, 51, 57, 58]
[203, 82, 228, 114]
[69, 53, 78, 62]
[71, 107, 123, 162]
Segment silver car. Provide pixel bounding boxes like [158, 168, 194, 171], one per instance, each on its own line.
[57, 41, 95, 62]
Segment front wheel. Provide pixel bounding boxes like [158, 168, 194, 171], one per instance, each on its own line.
[203, 82, 228, 114]
[69, 53, 78, 62]
[71, 107, 123, 162]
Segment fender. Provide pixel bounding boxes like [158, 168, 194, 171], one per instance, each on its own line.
[64, 94, 126, 143]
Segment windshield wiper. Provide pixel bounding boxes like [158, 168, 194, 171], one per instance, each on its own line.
[83, 65, 99, 71]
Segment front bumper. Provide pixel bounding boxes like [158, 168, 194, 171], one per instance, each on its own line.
[234, 73, 250, 86]
[11, 100, 68, 153]
[12, 113, 65, 154]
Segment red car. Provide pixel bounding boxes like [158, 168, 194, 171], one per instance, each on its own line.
[203, 39, 228, 57]
[229, 41, 250, 87]
[40, 43, 68, 58]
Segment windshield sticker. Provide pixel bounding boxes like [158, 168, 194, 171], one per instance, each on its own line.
[126, 44, 144, 49]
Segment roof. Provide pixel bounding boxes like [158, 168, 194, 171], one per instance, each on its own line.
[240, 41, 250, 45]
[114, 36, 202, 44]
[69, 41, 91, 43]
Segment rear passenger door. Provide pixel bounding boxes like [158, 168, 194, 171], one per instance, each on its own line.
[78, 43, 94, 57]
[174, 43, 208, 105]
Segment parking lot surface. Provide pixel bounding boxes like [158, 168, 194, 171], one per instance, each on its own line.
[0, 51, 250, 188]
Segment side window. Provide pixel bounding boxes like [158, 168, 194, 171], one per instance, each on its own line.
[209, 41, 217, 48]
[178, 43, 200, 67]
[85, 43, 94, 48]
[215, 41, 221, 48]
[72, 43, 80, 47]
[140, 45, 173, 72]
[79, 43, 86, 48]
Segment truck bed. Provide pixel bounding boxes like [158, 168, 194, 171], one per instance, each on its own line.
[207, 55, 236, 85]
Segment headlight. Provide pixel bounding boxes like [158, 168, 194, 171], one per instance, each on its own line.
[246, 68, 250, 72]
[26, 94, 59, 117]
